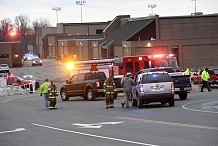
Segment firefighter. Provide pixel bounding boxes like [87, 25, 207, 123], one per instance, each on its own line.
[103, 75, 115, 109]
[40, 78, 51, 109]
[48, 81, 59, 109]
[201, 68, 212, 92]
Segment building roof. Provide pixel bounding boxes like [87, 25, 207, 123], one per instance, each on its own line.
[57, 35, 104, 41]
[101, 18, 155, 46]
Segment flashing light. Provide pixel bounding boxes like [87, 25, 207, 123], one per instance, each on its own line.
[139, 57, 142, 61]
[67, 62, 74, 70]
[171, 83, 175, 92]
[33, 61, 36, 63]
[152, 74, 157, 77]
[40, 60, 42, 63]
[153, 54, 165, 58]
[96, 82, 100, 87]
[169, 54, 174, 57]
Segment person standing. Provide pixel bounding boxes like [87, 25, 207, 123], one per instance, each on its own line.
[48, 81, 59, 109]
[103, 75, 115, 109]
[121, 73, 135, 108]
[40, 78, 51, 109]
[201, 68, 212, 92]
[184, 68, 190, 75]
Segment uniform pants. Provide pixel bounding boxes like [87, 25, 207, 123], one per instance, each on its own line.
[123, 89, 131, 107]
[201, 80, 211, 91]
[49, 98, 57, 108]
[105, 94, 114, 107]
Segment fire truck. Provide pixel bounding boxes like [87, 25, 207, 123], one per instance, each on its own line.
[122, 54, 179, 76]
[70, 54, 179, 78]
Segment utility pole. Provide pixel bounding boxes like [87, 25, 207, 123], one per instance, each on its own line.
[52, 7, 61, 24]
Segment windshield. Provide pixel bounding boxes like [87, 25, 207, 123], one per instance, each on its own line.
[23, 76, 33, 80]
[153, 60, 169, 67]
[168, 59, 179, 68]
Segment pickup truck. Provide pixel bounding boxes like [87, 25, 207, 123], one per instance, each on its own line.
[60, 71, 121, 101]
[192, 69, 218, 86]
[135, 67, 192, 100]
[6, 74, 36, 93]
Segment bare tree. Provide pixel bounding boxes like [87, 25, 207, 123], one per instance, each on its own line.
[0, 18, 13, 41]
[15, 14, 31, 55]
[32, 18, 51, 31]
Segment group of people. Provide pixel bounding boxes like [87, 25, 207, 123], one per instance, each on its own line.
[39, 78, 59, 110]
[39, 67, 212, 110]
[184, 67, 212, 92]
[103, 73, 135, 109]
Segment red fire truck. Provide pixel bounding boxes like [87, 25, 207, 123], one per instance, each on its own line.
[70, 54, 179, 77]
[122, 54, 179, 76]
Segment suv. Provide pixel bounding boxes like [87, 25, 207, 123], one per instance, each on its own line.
[132, 71, 175, 108]
[60, 72, 108, 101]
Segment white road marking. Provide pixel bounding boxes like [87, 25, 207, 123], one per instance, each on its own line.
[73, 121, 125, 128]
[32, 123, 158, 146]
[182, 98, 218, 114]
[0, 128, 25, 134]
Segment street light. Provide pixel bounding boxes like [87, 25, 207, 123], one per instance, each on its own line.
[75, 0, 86, 23]
[191, 0, 197, 15]
[148, 4, 157, 16]
[52, 7, 61, 24]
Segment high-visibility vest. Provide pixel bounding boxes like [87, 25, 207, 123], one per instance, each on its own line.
[201, 70, 210, 81]
[40, 82, 51, 94]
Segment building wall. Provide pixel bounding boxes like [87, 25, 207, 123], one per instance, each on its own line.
[0, 42, 21, 67]
[159, 15, 218, 40]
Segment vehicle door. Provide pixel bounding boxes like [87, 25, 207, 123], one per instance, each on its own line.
[67, 73, 85, 96]
[65, 74, 78, 96]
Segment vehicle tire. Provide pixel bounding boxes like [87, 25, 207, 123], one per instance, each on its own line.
[114, 93, 118, 99]
[169, 97, 175, 107]
[61, 90, 69, 101]
[86, 88, 95, 101]
[179, 91, 187, 100]
[137, 99, 143, 108]
[132, 98, 137, 106]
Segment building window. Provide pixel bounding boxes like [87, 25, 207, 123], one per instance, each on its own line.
[96, 29, 103, 34]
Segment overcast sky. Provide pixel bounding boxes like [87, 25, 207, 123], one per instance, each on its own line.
[0, 0, 218, 26]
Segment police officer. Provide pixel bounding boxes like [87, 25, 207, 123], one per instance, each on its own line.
[40, 78, 51, 109]
[201, 68, 212, 92]
[103, 75, 115, 109]
[48, 81, 59, 109]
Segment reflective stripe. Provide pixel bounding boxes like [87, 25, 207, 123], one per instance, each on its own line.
[105, 92, 114, 94]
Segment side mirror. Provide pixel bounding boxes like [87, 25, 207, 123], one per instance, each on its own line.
[66, 80, 69, 83]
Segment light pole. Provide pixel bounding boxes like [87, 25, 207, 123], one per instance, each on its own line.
[148, 4, 157, 16]
[52, 7, 61, 24]
[191, 0, 197, 15]
[75, 0, 86, 23]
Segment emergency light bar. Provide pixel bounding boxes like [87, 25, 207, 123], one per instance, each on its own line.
[75, 59, 116, 65]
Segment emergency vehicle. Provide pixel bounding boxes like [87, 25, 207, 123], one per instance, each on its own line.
[69, 54, 179, 78]
[0, 73, 36, 93]
[123, 54, 179, 76]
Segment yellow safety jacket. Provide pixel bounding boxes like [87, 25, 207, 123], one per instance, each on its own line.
[201, 70, 210, 81]
[48, 85, 59, 99]
[40, 82, 51, 94]
[103, 78, 115, 95]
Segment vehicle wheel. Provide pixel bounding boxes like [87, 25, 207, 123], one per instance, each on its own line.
[169, 97, 175, 107]
[179, 91, 187, 100]
[132, 98, 137, 106]
[137, 99, 143, 108]
[86, 88, 95, 101]
[61, 90, 69, 101]
[113, 93, 118, 99]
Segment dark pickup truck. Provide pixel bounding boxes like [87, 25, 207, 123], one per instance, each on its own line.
[135, 67, 192, 100]
[60, 71, 121, 101]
